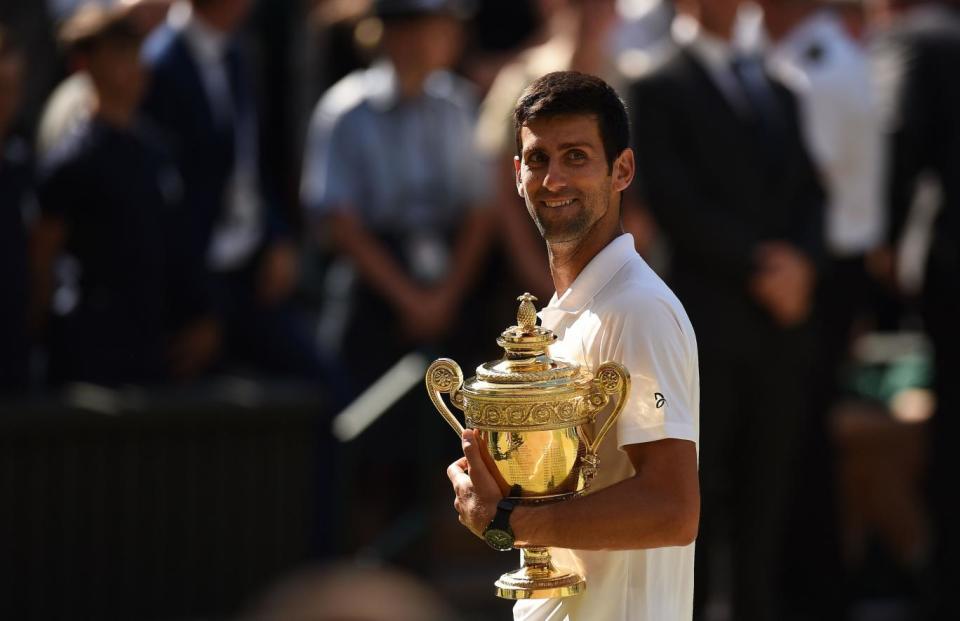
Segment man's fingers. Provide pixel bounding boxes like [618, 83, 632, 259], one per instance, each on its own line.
[462, 429, 483, 466]
[462, 429, 503, 493]
[446, 458, 472, 495]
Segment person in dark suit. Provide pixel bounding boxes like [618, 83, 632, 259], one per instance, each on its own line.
[627, 0, 825, 618]
[140, 0, 325, 381]
[31, 4, 216, 386]
[0, 25, 31, 395]
[877, 1, 960, 616]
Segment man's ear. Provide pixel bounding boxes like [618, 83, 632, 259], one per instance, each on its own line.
[514, 155, 524, 197]
[612, 148, 636, 193]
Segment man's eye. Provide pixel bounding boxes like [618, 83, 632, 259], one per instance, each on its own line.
[526, 152, 547, 165]
[567, 150, 587, 161]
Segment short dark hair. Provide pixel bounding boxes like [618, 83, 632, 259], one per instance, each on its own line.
[513, 71, 630, 170]
[58, 5, 141, 54]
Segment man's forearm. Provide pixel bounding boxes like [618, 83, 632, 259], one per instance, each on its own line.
[326, 211, 421, 311]
[441, 207, 495, 303]
[510, 442, 699, 551]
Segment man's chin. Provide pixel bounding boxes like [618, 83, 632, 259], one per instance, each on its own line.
[538, 225, 590, 244]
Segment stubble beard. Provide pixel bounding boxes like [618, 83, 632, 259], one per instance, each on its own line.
[530, 203, 593, 243]
[527, 181, 611, 245]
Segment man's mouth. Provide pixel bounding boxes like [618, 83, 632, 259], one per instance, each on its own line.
[542, 198, 577, 208]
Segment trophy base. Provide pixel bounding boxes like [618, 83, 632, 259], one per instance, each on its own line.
[494, 547, 586, 600]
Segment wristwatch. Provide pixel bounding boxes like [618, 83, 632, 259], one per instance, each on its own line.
[483, 486, 521, 551]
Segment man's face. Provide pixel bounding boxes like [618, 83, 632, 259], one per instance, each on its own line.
[383, 14, 463, 74]
[676, 0, 742, 35]
[514, 114, 630, 244]
[86, 39, 146, 111]
[0, 54, 23, 138]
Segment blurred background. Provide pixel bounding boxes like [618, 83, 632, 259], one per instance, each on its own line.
[0, 0, 957, 619]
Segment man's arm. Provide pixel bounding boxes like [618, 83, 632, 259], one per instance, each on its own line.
[436, 206, 496, 311]
[28, 213, 65, 335]
[449, 429, 699, 550]
[326, 209, 427, 315]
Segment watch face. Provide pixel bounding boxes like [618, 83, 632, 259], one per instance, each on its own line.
[484, 528, 514, 551]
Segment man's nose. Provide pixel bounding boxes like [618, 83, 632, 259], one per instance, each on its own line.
[542, 161, 568, 192]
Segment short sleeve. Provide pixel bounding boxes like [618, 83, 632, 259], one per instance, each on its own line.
[300, 104, 362, 219]
[36, 154, 80, 220]
[598, 293, 699, 448]
[456, 107, 494, 210]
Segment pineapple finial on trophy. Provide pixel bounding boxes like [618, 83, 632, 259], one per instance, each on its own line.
[516, 293, 538, 333]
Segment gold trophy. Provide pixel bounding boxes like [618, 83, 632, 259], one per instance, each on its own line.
[426, 293, 630, 599]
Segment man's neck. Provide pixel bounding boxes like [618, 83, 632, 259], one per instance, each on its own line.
[390, 57, 431, 100]
[93, 96, 135, 129]
[192, 6, 232, 35]
[766, 5, 820, 42]
[546, 224, 622, 295]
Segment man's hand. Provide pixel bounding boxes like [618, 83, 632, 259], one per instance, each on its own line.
[168, 316, 221, 380]
[256, 241, 300, 307]
[398, 286, 457, 343]
[750, 241, 815, 327]
[446, 429, 505, 538]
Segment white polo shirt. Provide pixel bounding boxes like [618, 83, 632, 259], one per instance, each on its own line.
[514, 233, 699, 621]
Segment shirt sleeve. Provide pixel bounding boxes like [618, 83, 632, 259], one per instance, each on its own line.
[300, 104, 362, 219]
[597, 291, 699, 448]
[36, 154, 80, 220]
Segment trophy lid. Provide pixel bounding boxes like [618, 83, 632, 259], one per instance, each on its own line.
[470, 293, 584, 388]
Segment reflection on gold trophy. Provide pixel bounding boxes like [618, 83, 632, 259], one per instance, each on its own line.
[425, 293, 630, 599]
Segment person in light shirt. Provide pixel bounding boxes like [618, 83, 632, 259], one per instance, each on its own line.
[752, 1, 888, 615]
[447, 71, 700, 621]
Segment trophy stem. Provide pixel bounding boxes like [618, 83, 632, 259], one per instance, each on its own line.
[494, 546, 586, 600]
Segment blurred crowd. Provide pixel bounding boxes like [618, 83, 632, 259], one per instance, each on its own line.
[1, 0, 958, 619]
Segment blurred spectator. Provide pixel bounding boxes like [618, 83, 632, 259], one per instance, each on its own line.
[0, 2, 60, 138]
[874, 0, 960, 616]
[300, 0, 493, 551]
[239, 562, 460, 621]
[30, 3, 216, 386]
[37, 1, 171, 156]
[0, 26, 32, 395]
[627, 1, 826, 618]
[141, 0, 328, 381]
[301, 0, 493, 382]
[475, 0, 622, 300]
[756, 0, 889, 615]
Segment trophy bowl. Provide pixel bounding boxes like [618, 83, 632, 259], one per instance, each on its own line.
[426, 293, 630, 600]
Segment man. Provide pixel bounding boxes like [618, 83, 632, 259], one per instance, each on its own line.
[448, 71, 700, 621]
[302, 0, 493, 382]
[874, 1, 960, 616]
[31, 3, 215, 385]
[757, 0, 887, 614]
[302, 0, 493, 546]
[0, 25, 31, 394]
[475, 0, 631, 301]
[141, 0, 322, 379]
[626, 1, 825, 618]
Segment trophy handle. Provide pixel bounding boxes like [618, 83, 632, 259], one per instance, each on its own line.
[425, 358, 466, 438]
[588, 362, 631, 455]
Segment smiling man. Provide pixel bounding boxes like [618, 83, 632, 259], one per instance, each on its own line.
[447, 71, 700, 621]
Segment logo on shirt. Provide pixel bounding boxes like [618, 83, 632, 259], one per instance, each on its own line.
[654, 393, 666, 409]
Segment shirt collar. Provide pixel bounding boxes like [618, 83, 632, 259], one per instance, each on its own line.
[774, 9, 838, 61]
[673, 13, 736, 73]
[364, 60, 455, 111]
[540, 233, 638, 319]
[169, 0, 230, 66]
[365, 60, 400, 110]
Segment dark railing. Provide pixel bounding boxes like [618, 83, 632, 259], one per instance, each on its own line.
[0, 381, 329, 621]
